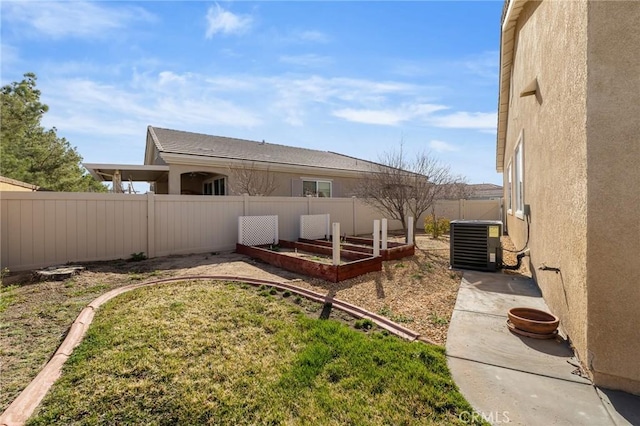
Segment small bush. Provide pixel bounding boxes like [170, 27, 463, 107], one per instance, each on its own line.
[269, 287, 278, 295]
[424, 215, 451, 239]
[282, 291, 291, 298]
[128, 252, 147, 262]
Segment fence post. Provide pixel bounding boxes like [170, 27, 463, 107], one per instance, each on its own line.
[352, 196, 357, 236]
[243, 194, 249, 216]
[373, 220, 380, 257]
[326, 214, 331, 240]
[147, 192, 156, 258]
[381, 218, 388, 250]
[332, 222, 340, 265]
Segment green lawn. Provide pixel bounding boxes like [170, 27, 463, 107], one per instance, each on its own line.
[27, 281, 483, 425]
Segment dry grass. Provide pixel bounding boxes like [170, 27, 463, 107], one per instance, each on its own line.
[1, 232, 461, 412]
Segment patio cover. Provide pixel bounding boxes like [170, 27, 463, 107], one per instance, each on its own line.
[83, 164, 169, 183]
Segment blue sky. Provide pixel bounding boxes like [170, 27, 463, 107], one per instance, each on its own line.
[1, 1, 504, 188]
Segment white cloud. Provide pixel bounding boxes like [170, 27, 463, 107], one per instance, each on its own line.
[332, 104, 447, 126]
[279, 54, 332, 68]
[158, 71, 189, 86]
[428, 112, 497, 130]
[2, 2, 154, 39]
[39, 75, 262, 138]
[429, 140, 460, 152]
[461, 51, 499, 79]
[205, 4, 252, 38]
[332, 109, 407, 126]
[297, 30, 330, 43]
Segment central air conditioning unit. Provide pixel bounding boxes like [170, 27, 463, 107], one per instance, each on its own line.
[450, 220, 503, 272]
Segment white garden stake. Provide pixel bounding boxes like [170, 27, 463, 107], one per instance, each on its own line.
[373, 220, 381, 257]
[381, 218, 388, 250]
[332, 222, 341, 265]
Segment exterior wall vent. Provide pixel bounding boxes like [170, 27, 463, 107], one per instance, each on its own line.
[450, 220, 503, 272]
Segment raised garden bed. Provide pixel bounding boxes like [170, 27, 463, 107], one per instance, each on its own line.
[298, 236, 415, 261]
[236, 240, 382, 282]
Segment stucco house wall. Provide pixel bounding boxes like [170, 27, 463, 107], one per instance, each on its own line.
[500, 0, 640, 394]
[584, 0, 640, 394]
[503, 0, 589, 371]
[160, 163, 361, 197]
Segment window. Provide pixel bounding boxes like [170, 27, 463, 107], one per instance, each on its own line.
[302, 180, 331, 197]
[203, 177, 225, 195]
[514, 133, 524, 219]
[507, 162, 513, 214]
[214, 178, 225, 195]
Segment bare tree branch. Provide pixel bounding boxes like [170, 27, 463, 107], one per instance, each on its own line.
[353, 147, 467, 232]
[228, 161, 279, 196]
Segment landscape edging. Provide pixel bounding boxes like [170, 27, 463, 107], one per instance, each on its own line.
[0, 275, 433, 426]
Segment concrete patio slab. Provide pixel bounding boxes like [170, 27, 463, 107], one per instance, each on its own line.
[455, 284, 549, 317]
[447, 309, 589, 384]
[448, 357, 614, 426]
[447, 270, 640, 425]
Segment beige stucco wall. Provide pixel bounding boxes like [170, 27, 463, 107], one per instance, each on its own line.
[503, 0, 590, 372]
[584, 0, 640, 394]
[163, 163, 362, 197]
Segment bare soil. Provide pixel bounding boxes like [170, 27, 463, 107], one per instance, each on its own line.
[1, 232, 462, 412]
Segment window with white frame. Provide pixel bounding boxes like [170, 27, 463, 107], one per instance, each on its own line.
[302, 180, 331, 197]
[203, 177, 226, 196]
[507, 162, 513, 214]
[514, 133, 524, 218]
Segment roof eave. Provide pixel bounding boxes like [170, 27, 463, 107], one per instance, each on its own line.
[144, 126, 164, 165]
[496, 0, 527, 173]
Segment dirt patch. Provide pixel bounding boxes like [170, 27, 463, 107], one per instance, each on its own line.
[0, 232, 461, 412]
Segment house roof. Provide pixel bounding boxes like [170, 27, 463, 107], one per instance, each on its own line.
[496, 0, 527, 172]
[0, 175, 39, 191]
[467, 183, 503, 199]
[147, 126, 379, 173]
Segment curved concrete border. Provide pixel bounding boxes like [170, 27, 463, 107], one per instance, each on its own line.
[1, 275, 433, 426]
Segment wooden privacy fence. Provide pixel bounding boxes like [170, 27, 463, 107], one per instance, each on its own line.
[0, 192, 501, 271]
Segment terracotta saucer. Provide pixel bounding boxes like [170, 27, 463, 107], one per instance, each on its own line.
[507, 320, 558, 340]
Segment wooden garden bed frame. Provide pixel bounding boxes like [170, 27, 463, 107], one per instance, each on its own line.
[236, 240, 382, 282]
[298, 237, 415, 261]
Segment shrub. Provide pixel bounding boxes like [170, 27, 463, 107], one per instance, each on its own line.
[128, 252, 147, 262]
[424, 215, 451, 239]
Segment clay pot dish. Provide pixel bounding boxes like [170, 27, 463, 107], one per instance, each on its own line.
[508, 307, 559, 335]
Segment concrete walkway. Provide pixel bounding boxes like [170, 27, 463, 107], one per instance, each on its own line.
[447, 271, 640, 426]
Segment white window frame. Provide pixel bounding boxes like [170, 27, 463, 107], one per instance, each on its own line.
[203, 177, 226, 196]
[507, 161, 513, 215]
[514, 131, 524, 219]
[302, 179, 332, 198]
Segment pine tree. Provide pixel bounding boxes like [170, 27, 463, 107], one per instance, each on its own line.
[0, 73, 106, 192]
